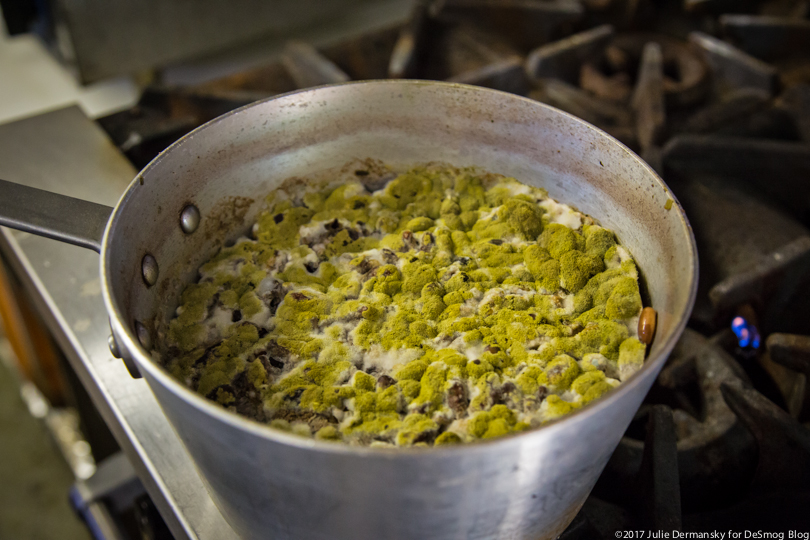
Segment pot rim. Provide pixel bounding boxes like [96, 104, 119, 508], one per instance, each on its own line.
[100, 79, 699, 457]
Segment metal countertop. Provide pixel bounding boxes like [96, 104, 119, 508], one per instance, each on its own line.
[0, 106, 239, 540]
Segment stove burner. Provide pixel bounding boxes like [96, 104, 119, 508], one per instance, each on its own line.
[583, 34, 710, 108]
[632, 41, 665, 156]
[766, 333, 810, 421]
[721, 15, 810, 64]
[389, 0, 431, 79]
[721, 382, 810, 490]
[732, 315, 761, 349]
[689, 31, 779, 95]
[595, 329, 757, 513]
[431, 0, 583, 51]
[681, 385, 810, 533]
[705, 236, 810, 316]
[525, 24, 615, 84]
[281, 41, 350, 88]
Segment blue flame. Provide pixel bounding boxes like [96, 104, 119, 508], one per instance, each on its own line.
[731, 316, 760, 349]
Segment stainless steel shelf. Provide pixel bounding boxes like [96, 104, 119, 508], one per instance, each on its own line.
[0, 106, 239, 540]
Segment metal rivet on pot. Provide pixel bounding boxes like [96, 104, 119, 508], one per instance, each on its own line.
[135, 321, 153, 350]
[108, 334, 121, 359]
[180, 204, 201, 234]
[142, 254, 158, 287]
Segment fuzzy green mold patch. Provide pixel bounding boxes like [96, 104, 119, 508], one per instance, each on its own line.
[163, 164, 647, 448]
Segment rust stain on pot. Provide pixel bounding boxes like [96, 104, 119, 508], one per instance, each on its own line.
[204, 196, 254, 241]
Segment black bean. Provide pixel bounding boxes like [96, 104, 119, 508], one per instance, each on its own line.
[231, 371, 265, 421]
[413, 430, 437, 445]
[273, 213, 284, 224]
[267, 340, 291, 361]
[272, 409, 336, 430]
[356, 259, 373, 274]
[382, 249, 398, 264]
[268, 285, 284, 313]
[231, 310, 242, 322]
[447, 382, 468, 416]
[193, 342, 221, 367]
[268, 357, 285, 369]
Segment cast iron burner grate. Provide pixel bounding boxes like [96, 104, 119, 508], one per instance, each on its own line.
[96, 0, 810, 534]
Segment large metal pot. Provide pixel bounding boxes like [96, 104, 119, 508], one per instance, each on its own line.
[0, 81, 697, 540]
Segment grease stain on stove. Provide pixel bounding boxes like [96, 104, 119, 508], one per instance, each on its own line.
[73, 318, 92, 333]
[13, 231, 32, 242]
[80, 278, 101, 297]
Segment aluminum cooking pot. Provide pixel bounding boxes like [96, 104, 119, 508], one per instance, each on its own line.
[0, 81, 697, 540]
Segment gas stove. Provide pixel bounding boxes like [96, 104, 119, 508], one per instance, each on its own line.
[3, 0, 810, 538]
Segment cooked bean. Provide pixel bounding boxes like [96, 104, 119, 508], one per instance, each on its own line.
[638, 307, 657, 345]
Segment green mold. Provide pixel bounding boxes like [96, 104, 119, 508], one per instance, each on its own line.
[165, 165, 647, 447]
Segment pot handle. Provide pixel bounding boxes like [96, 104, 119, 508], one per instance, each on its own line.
[0, 179, 113, 253]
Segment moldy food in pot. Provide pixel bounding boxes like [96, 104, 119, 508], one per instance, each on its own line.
[160, 164, 647, 447]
